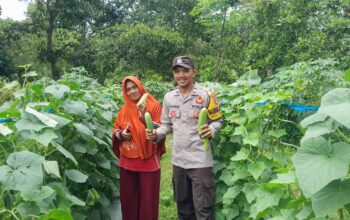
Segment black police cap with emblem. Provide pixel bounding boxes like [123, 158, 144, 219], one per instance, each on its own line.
[172, 56, 195, 69]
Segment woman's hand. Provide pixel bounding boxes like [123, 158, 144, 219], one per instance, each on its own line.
[137, 101, 147, 119]
[145, 129, 157, 141]
[121, 123, 131, 141]
[199, 124, 212, 139]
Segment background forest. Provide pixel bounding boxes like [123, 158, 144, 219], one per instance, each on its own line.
[1, 0, 350, 220]
[0, 0, 348, 83]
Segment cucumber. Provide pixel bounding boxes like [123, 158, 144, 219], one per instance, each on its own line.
[137, 93, 149, 108]
[198, 108, 209, 151]
[144, 112, 154, 132]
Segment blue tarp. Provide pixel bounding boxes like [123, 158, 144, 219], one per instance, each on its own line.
[255, 101, 319, 111]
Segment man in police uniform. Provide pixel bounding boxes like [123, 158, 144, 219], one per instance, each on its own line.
[146, 56, 222, 220]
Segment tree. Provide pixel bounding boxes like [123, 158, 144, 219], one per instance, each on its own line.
[26, 0, 128, 80]
[85, 23, 184, 82]
[124, 0, 206, 52]
[191, 0, 239, 81]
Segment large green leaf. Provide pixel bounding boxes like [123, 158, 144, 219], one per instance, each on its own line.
[101, 110, 113, 122]
[231, 164, 250, 183]
[49, 182, 85, 208]
[242, 183, 258, 204]
[43, 160, 61, 178]
[222, 205, 239, 220]
[296, 204, 313, 220]
[62, 101, 88, 116]
[39, 208, 73, 220]
[270, 172, 296, 184]
[269, 209, 298, 220]
[222, 186, 242, 205]
[219, 169, 234, 186]
[4, 80, 19, 89]
[233, 125, 247, 135]
[250, 185, 283, 218]
[311, 179, 350, 217]
[25, 106, 59, 127]
[268, 129, 287, 138]
[66, 194, 86, 206]
[44, 113, 72, 128]
[16, 118, 47, 132]
[96, 155, 111, 169]
[0, 151, 44, 191]
[292, 137, 350, 197]
[247, 161, 266, 180]
[0, 123, 12, 136]
[300, 113, 328, 128]
[319, 88, 350, 129]
[21, 186, 55, 202]
[65, 169, 88, 183]
[243, 131, 260, 146]
[246, 107, 261, 123]
[17, 202, 41, 219]
[19, 129, 58, 147]
[74, 123, 94, 140]
[301, 118, 338, 142]
[52, 142, 78, 165]
[44, 84, 71, 99]
[230, 148, 250, 161]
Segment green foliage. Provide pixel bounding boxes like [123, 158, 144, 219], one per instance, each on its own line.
[114, 24, 183, 79]
[262, 58, 349, 106]
[0, 70, 120, 219]
[212, 72, 302, 219]
[292, 86, 350, 218]
[143, 80, 174, 104]
[195, 55, 238, 83]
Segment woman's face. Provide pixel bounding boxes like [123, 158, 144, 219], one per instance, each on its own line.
[125, 80, 142, 101]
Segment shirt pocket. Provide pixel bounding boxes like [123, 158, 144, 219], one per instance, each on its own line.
[188, 109, 200, 127]
[168, 109, 181, 123]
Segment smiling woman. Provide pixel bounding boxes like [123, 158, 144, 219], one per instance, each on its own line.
[0, 0, 28, 21]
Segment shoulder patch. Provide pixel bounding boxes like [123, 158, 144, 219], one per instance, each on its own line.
[207, 89, 222, 120]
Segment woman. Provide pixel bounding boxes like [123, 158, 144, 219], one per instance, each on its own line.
[112, 76, 165, 220]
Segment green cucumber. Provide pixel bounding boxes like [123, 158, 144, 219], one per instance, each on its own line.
[198, 108, 209, 151]
[144, 112, 154, 132]
[137, 93, 149, 107]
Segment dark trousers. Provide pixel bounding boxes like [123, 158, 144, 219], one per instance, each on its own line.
[119, 167, 160, 220]
[173, 165, 215, 220]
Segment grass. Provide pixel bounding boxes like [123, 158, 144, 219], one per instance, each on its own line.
[159, 135, 178, 220]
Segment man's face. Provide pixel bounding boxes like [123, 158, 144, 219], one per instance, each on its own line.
[125, 80, 141, 101]
[172, 67, 196, 88]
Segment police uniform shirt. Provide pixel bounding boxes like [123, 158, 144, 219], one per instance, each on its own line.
[156, 83, 222, 169]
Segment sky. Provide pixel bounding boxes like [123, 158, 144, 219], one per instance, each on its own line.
[0, 0, 29, 21]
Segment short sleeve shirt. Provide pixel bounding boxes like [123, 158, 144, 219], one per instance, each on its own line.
[157, 83, 222, 169]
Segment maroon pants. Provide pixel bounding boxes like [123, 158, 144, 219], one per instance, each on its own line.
[119, 167, 160, 220]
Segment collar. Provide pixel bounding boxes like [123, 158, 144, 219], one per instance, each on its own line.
[174, 83, 198, 96]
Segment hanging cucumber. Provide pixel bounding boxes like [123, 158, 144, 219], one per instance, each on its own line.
[198, 108, 209, 151]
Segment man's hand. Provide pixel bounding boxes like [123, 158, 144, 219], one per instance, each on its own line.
[199, 124, 212, 139]
[145, 129, 157, 141]
[121, 123, 131, 141]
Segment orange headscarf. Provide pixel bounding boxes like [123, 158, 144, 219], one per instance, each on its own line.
[112, 76, 165, 159]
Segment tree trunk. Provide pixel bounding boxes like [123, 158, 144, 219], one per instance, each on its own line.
[215, 7, 228, 82]
[46, 0, 60, 80]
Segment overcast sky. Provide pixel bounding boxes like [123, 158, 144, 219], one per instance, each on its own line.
[0, 0, 29, 21]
